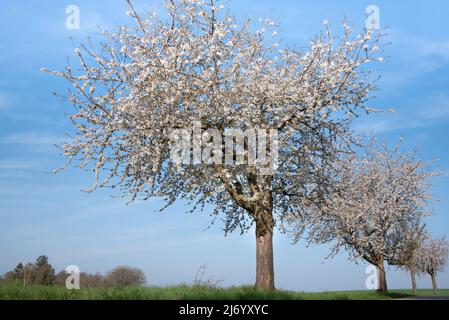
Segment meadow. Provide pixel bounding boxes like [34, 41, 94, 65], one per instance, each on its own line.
[0, 283, 448, 300]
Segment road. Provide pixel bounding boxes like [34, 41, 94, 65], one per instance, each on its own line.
[399, 296, 449, 300]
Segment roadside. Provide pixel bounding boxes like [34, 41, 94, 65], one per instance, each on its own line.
[399, 296, 449, 300]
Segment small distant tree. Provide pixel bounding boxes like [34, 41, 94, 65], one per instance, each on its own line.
[12, 263, 25, 279]
[3, 263, 19, 282]
[388, 216, 427, 294]
[4, 263, 25, 282]
[32, 255, 55, 285]
[4, 262, 34, 287]
[418, 238, 449, 293]
[22, 263, 34, 287]
[55, 270, 106, 288]
[54, 270, 68, 286]
[105, 266, 146, 287]
[2, 256, 55, 286]
[80, 272, 106, 288]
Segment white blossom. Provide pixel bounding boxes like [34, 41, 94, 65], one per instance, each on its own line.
[44, 0, 386, 290]
[288, 137, 437, 292]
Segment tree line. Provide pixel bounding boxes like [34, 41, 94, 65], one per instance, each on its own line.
[0, 256, 146, 288]
[288, 138, 449, 293]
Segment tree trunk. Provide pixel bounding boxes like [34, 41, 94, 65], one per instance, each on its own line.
[254, 210, 275, 291]
[410, 269, 417, 294]
[376, 259, 388, 293]
[431, 273, 438, 294]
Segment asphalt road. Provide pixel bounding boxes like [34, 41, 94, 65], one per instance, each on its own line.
[399, 296, 449, 300]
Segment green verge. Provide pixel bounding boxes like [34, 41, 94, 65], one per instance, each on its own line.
[0, 283, 448, 300]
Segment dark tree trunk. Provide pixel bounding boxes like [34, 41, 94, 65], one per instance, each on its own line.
[376, 259, 388, 293]
[410, 268, 417, 294]
[431, 273, 438, 294]
[254, 208, 275, 291]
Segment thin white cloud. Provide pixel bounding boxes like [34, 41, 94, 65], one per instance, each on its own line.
[421, 94, 449, 120]
[0, 172, 26, 178]
[77, 11, 115, 34]
[0, 159, 40, 170]
[379, 30, 449, 90]
[395, 32, 449, 61]
[354, 94, 449, 133]
[0, 132, 63, 145]
[391, 29, 449, 61]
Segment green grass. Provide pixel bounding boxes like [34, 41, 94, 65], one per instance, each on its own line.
[0, 283, 448, 300]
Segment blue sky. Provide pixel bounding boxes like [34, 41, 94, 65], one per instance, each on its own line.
[1, 0, 449, 292]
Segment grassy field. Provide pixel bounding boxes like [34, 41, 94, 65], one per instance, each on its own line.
[1, 283, 448, 300]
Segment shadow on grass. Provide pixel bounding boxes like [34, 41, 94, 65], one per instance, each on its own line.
[383, 292, 415, 299]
